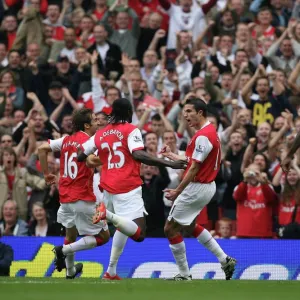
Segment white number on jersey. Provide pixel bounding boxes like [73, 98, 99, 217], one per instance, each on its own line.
[63, 152, 78, 179]
[101, 142, 125, 169]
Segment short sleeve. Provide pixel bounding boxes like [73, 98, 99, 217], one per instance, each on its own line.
[192, 135, 213, 163]
[82, 135, 97, 155]
[48, 137, 65, 152]
[127, 128, 144, 154]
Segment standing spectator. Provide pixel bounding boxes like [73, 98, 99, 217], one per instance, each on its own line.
[140, 163, 170, 237]
[0, 147, 46, 220]
[48, 28, 79, 63]
[0, 200, 28, 236]
[233, 164, 277, 238]
[0, 14, 18, 51]
[102, 2, 140, 58]
[272, 166, 300, 226]
[12, 2, 44, 51]
[159, 0, 217, 49]
[88, 25, 123, 80]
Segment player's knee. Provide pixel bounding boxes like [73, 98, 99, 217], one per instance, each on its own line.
[95, 230, 110, 246]
[135, 233, 145, 242]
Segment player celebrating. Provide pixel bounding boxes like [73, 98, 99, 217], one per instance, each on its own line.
[38, 108, 110, 279]
[161, 98, 236, 281]
[78, 98, 186, 280]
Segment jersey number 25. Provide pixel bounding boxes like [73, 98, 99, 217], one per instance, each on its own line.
[101, 141, 125, 170]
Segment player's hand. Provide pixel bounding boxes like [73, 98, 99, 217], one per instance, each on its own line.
[281, 156, 293, 173]
[168, 160, 187, 170]
[86, 154, 102, 168]
[159, 144, 171, 157]
[163, 188, 180, 201]
[44, 173, 57, 185]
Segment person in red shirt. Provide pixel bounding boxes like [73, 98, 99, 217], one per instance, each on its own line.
[2, 15, 18, 51]
[43, 4, 65, 41]
[233, 164, 277, 238]
[38, 108, 108, 279]
[276, 168, 300, 226]
[161, 98, 236, 281]
[78, 98, 185, 280]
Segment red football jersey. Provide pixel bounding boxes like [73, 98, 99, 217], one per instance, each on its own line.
[82, 123, 144, 194]
[233, 182, 276, 237]
[278, 198, 300, 226]
[184, 121, 221, 183]
[49, 131, 95, 204]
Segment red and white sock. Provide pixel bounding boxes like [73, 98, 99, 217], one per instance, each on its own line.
[106, 230, 128, 276]
[193, 225, 227, 263]
[62, 236, 101, 255]
[169, 235, 190, 277]
[106, 210, 141, 240]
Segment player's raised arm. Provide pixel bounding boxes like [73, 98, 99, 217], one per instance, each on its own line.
[281, 133, 300, 172]
[38, 143, 56, 185]
[38, 137, 65, 185]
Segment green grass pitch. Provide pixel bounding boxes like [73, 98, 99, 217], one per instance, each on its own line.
[1, 278, 300, 300]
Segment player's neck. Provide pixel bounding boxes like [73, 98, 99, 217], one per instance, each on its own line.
[194, 118, 207, 130]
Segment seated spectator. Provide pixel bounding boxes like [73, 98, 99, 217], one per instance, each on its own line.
[0, 147, 46, 220]
[0, 200, 28, 236]
[233, 164, 277, 238]
[0, 240, 13, 276]
[28, 202, 62, 236]
[211, 218, 237, 239]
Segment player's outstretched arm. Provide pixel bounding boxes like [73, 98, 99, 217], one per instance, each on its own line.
[281, 133, 300, 172]
[164, 161, 200, 201]
[132, 150, 187, 169]
[159, 145, 187, 161]
[77, 148, 88, 162]
[38, 143, 56, 185]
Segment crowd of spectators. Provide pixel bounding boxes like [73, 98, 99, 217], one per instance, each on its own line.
[0, 0, 300, 239]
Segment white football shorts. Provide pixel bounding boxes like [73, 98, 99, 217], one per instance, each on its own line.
[103, 186, 147, 220]
[57, 200, 108, 235]
[168, 182, 216, 226]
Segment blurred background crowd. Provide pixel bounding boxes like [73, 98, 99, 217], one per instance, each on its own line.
[0, 0, 299, 240]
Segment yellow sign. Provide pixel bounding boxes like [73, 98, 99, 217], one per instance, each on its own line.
[10, 243, 103, 278]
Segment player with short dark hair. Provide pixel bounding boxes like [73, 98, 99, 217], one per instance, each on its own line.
[161, 97, 237, 281]
[78, 98, 186, 280]
[38, 108, 110, 279]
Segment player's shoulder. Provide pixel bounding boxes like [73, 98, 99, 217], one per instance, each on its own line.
[72, 131, 91, 143]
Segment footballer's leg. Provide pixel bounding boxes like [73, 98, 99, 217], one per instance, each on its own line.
[185, 222, 237, 280]
[103, 188, 146, 280]
[104, 216, 146, 280]
[164, 218, 191, 281]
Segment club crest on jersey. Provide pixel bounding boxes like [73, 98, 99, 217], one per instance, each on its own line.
[134, 136, 142, 142]
[196, 145, 205, 153]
